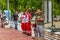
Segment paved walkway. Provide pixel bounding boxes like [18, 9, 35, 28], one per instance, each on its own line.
[44, 21, 60, 28]
[0, 21, 60, 40]
[0, 28, 34, 40]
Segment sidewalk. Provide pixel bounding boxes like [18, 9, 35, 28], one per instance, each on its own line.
[0, 28, 34, 40]
[44, 21, 60, 28]
[0, 21, 59, 40]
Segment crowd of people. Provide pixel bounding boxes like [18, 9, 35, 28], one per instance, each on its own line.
[12, 9, 45, 40]
[0, 8, 45, 40]
[12, 9, 32, 35]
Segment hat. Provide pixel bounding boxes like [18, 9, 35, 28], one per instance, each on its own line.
[35, 9, 42, 14]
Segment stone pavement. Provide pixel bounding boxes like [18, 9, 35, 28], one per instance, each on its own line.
[44, 21, 60, 28]
[0, 28, 34, 40]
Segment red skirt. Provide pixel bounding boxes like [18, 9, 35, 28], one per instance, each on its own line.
[25, 22, 31, 34]
[21, 23, 26, 32]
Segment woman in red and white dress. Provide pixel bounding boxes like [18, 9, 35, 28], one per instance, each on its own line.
[25, 11, 32, 35]
[21, 12, 26, 34]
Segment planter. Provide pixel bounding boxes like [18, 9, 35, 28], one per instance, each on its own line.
[10, 21, 15, 28]
[17, 23, 22, 32]
[5, 23, 10, 28]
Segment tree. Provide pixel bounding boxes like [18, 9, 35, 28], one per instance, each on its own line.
[1, 0, 60, 16]
[54, 0, 60, 16]
[0, 0, 7, 11]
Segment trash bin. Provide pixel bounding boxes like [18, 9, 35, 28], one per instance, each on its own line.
[5, 23, 10, 28]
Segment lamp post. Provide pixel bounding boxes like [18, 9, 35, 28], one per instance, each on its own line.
[7, 0, 10, 20]
[47, 0, 49, 23]
[51, 0, 56, 32]
[7, 0, 9, 10]
[51, 0, 54, 26]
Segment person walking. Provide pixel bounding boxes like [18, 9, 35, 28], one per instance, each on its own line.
[20, 11, 26, 34]
[13, 11, 18, 30]
[25, 10, 32, 35]
[35, 9, 45, 39]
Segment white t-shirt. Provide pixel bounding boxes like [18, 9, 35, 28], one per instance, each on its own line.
[21, 15, 26, 23]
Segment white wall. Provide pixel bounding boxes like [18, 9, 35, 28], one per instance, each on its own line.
[48, 1, 52, 22]
[43, 0, 52, 23]
[44, 0, 48, 23]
